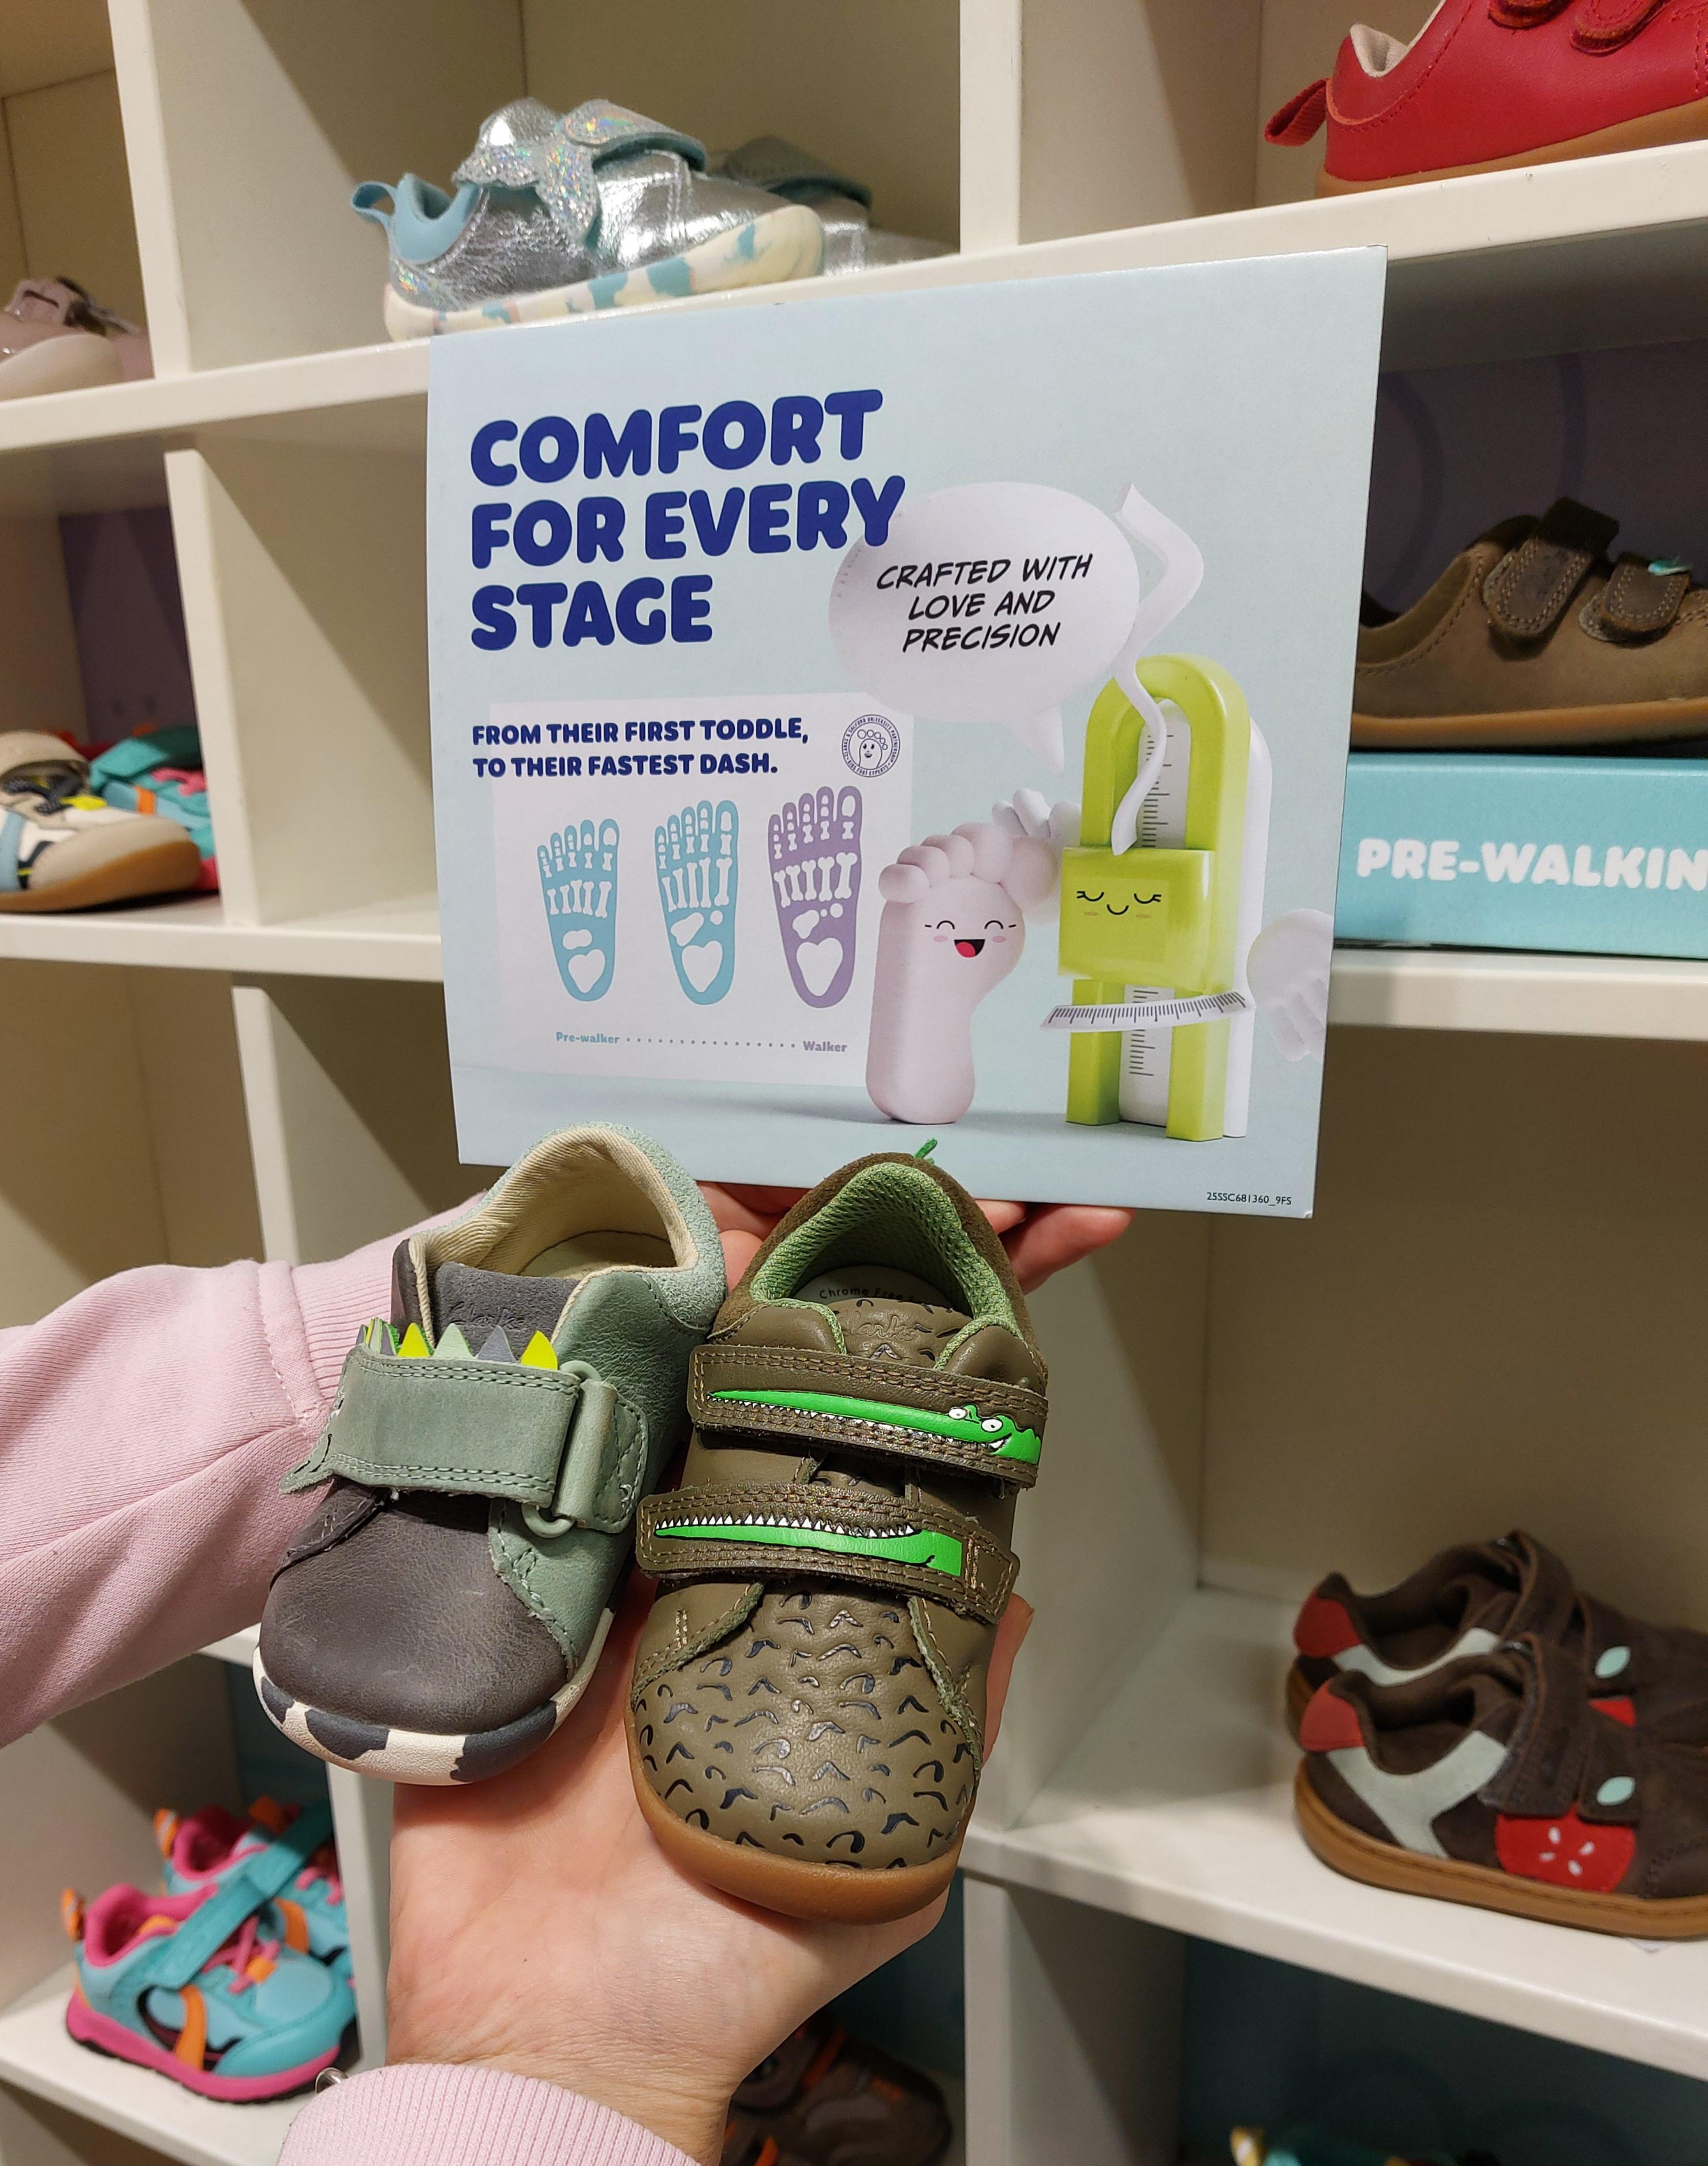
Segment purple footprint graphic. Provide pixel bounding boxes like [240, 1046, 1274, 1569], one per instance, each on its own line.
[768, 786, 862, 1007]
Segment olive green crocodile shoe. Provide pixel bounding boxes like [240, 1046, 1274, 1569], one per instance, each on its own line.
[257, 1124, 724, 1784]
[627, 1149, 1046, 1920]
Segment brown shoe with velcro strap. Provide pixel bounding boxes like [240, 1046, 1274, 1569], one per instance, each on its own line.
[626, 1148, 1045, 1922]
[1354, 498, 1708, 748]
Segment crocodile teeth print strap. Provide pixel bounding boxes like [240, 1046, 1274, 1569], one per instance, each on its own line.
[689, 1346, 1045, 1484]
[636, 1485, 1017, 1623]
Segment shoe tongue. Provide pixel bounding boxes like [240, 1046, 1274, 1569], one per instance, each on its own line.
[429, 1262, 571, 1354]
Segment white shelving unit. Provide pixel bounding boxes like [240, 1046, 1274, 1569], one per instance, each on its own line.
[6, 1, 1708, 2163]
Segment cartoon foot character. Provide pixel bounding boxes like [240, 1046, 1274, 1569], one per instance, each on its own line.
[866, 821, 1056, 1125]
[539, 818, 618, 1000]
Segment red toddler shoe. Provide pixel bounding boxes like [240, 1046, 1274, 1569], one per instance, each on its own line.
[1267, 0, 1708, 193]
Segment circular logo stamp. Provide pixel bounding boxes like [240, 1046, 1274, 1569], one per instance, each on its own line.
[843, 713, 900, 779]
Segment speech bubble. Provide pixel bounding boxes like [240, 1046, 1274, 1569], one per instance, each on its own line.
[828, 483, 1145, 770]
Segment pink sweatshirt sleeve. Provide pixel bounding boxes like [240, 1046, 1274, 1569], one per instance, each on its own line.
[1, 1239, 698, 2166]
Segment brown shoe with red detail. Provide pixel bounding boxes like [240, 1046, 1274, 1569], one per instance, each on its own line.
[722, 2014, 951, 2166]
[1296, 1634, 1708, 1935]
[1285, 1530, 1708, 1746]
[1266, 0, 1708, 195]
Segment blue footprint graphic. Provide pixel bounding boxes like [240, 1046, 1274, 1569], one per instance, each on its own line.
[655, 800, 738, 1004]
[539, 819, 618, 1000]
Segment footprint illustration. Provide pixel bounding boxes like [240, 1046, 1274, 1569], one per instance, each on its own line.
[539, 819, 618, 1000]
[768, 786, 862, 1007]
[655, 800, 738, 1004]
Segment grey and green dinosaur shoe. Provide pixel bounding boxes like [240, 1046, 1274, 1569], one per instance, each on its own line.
[626, 1149, 1047, 1921]
[256, 1125, 724, 1786]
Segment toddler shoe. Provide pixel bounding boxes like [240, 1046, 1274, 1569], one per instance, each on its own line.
[628, 1148, 1045, 1922]
[714, 138, 951, 275]
[354, 97, 823, 339]
[1352, 499, 1708, 747]
[89, 726, 218, 891]
[1288, 1528, 1708, 1744]
[62, 1879, 353, 2099]
[0, 732, 202, 912]
[0, 278, 150, 398]
[1266, 0, 1708, 193]
[1296, 1633, 1708, 1936]
[156, 1798, 349, 1977]
[723, 2013, 951, 2166]
[257, 1125, 724, 1784]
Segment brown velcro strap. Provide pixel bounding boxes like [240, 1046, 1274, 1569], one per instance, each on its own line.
[1499, 1531, 1582, 1644]
[636, 1484, 1016, 1623]
[1482, 498, 1619, 640]
[1572, 0, 1666, 48]
[1596, 554, 1689, 638]
[1478, 1635, 1593, 1816]
[689, 1344, 1045, 1486]
[1264, 79, 1328, 148]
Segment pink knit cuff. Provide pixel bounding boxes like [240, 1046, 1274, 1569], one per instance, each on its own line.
[289, 1232, 403, 1408]
[279, 2066, 699, 2166]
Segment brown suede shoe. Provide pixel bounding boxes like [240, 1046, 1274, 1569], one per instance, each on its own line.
[1354, 498, 1708, 747]
[722, 2014, 951, 2166]
[1297, 1634, 1708, 1936]
[1287, 1530, 1708, 1749]
[627, 1149, 1045, 1922]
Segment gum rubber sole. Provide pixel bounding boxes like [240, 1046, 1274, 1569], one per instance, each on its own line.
[1294, 1761, 1708, 1937]
[1351, 697, 1708, 750]
[0, 836, 203, 912]
[1316, 94, 1708, 195]
[383, 202, 824, 338]
[66, 1988, 341, 2100]
[626, 1705, 961, 1923]
[253, 1608, 612, 1786]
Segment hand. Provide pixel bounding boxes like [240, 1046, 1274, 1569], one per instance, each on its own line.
[388, 1579, 1033, 2163]
[1246, 906, 1335, 1062]
[700, 1182, 1130, 1293]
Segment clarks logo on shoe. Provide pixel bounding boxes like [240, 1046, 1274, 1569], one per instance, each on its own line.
[711, 1388, 1042, 1465]
[1356, 837, 1708, 891]
[652, 1508, 965, 1577]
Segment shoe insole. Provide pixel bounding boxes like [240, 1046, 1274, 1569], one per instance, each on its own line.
[525, 1229, 675, 1274]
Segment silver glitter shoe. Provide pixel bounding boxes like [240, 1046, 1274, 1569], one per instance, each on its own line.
[354, 98, 824, 338]
[715, 137, 952, 276]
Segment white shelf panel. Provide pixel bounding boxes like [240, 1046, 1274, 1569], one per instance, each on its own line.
[0, 1967, 308, 2166]
[0, 893, 442, 981]
[964, 1589, 1708, 2082]
[0, 130, 1705, 509]
[199, 1626, 259, 1669]
[1329, 946, 1708, 1040]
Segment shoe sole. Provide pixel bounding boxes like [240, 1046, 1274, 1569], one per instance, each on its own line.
[0, 331, 122, 399]
[625, 1704, 961, 1923]
[1317, 95, 1708, 194]
[0, 835, 203, 913]
[1294, 1761, 1708, 1936]
[1352, 697, 1708, 749]
[383, 202, 825, 339]
[66, 1986, 342, 2100]
[252, 1609, 612, 1786]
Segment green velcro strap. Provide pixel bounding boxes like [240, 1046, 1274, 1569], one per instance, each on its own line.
[636, 1484, 1015, 1623]
[689, 1345, 1044, 1485]
[283, 1347, 646, 1533]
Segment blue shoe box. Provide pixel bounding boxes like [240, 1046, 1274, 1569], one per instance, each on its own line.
[1336, 751, 1708, 959]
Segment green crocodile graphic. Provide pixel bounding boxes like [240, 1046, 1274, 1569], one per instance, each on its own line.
[652, 1511, 964, 1577]
[711, 1388, 1041, 1466]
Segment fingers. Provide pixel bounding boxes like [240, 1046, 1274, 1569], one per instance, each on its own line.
[720, 1230, 764, 1280]
[1001, 1203, 1133, 1291]
[976, 1199, 1027, 1238]
[698, 1183, 803, 1235]
[984, 1595, 1034, 1748]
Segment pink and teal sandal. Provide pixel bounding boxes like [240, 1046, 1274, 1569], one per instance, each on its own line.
[62, 1871, 353, 2100]
[157, 1797, 350, 1979]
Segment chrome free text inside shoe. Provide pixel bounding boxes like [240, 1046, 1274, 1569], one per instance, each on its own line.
[628, 1148, 1046, 1921]
[257, 1125, 724, 1784]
